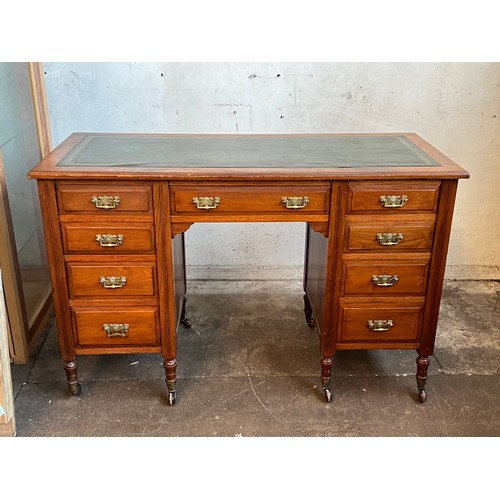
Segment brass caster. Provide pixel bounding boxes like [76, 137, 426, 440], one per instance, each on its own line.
[419, 389, 427, 403]
[181, 318, 192, 329]
[324, 388, 332, 403]
[69, 383, 81, 396]
[168, 391, 176, 406]
[307, 318, 316, 329]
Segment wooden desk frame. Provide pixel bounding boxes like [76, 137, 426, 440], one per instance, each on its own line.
[28, 133, 469, 405]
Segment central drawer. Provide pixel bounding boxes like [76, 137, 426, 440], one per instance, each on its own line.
[67, 263, 157, 298]
[170, 183, 331, 215]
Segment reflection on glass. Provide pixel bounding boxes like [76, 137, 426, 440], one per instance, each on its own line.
[0, 62, 51, 328]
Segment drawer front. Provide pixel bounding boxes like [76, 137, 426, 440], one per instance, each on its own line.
[73, 307, 159, 347]
[346, 217, 435, 252]
[62, 223, 155, 254]
[57, 184, 153, 215]
[67, 263, 156, 298]
[170, 183, 330, 215]
[340, 305, 423, 342]
[343, 259, 429, 295]
[349, 181, 440, 213]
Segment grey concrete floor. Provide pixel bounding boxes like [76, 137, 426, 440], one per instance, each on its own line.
[10, 279, 500, 437]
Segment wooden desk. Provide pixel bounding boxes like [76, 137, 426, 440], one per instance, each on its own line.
[28, 133, 469, 405]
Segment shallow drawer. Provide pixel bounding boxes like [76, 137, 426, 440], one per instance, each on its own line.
[57, 183, 153, 215]
[343, 258, 429, 295]
[170, 183, 330, 215]
[61, 223, 155, 254]
[348, 181, 440, 213]
[346, 216, 435, 252]
[67, 263, 156, 298]
[73, 307, 160, 347]
[340, 304, 423, 342]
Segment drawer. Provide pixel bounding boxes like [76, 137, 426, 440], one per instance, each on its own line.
[61, 223, 155, 254]
[67, 263, 156, 298]
[56, 183, 153, 215]
[72, 307, 160, 347]
[343, 257, 430, 295]
[170, 183, 330, 215]
[348, 181, 440, 213]
[340, 304, 423, 343]
[346, 216, 435, 252]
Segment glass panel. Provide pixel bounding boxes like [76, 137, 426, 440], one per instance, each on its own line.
[58, 135, 440, 168]
[0, 62, 51, 327]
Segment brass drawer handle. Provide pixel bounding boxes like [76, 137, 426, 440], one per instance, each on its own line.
[99, 276, 127, 289]
[281, 196, 310, 209]
[376, 232, 404, 246]
[380, 195, 408, 208]
[192, 196, 220, 209]
[103, 323, 129, 338]
[95, 234, 124, 247]
[368, 319, 394, 332]
[372, 274, 399, 287]
[90, 195, 120, 209]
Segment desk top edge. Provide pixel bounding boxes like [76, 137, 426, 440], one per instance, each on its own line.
[28, 132, 470, 180]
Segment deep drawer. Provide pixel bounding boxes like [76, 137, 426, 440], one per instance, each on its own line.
[343, 258, 430, 295]
[57, 183, 153, 215]
[346, 216, 435, 252]
[348, 181, 440, 213]
[170, 183, 330, 215]
[340, 304, 423, 343]
[73, 307, 160, 347]
[67, 263, 156, 298]
[61, 223, 155, 254]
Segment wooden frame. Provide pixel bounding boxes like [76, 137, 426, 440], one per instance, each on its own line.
[0, 149, 29, 363]
[29, 62, 53, 158]
[0, 270, 16, 436]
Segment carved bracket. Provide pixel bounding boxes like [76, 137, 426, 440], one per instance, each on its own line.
[171, 222, 194, 237]
[309, 222, 329, 237]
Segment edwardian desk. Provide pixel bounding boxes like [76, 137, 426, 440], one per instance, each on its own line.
[28, 133, 469, 405]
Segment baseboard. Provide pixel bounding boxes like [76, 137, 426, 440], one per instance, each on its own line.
[187, 265, 303, 281]
[444, 265, 500, 280]
[186, 265, 499, 281]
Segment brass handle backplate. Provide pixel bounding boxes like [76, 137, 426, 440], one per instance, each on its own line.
[99, 276, 127, 289]
[281, 196, 310, 209]
[380, 195, 408, 208]
[91, 195, 120, 209]
[95, 234, 124, 247]
[193, 196, 220, 210]
[372, 274, 399, 287]
[103, 323, 129, 338]
[376, 232, 404, 246]
[368, 320, 394, 332]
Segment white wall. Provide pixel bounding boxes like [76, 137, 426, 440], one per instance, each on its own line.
[44, 62, 500, 279]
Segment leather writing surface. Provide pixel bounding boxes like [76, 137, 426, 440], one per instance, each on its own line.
[58, 135, 440, 168]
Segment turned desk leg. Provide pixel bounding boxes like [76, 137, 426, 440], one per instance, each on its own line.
[321, 356, 333, 402]
[64, 359, 81, 396]
[416, 355, 430, 403]
[164, 358, 177, 406]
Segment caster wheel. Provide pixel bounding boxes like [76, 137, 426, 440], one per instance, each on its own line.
[168, 391, 176, 406]
[181, 318, 192, 329]
[418, 389, 426, 403]
[324, 388, 333, 403]
[307, 318, 316, 329]
[70, 383, 81, 396]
